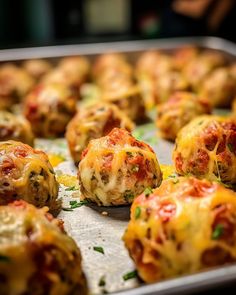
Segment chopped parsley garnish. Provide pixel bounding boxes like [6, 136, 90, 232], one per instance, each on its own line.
[123, 270, 138, 281]
[93, 246, 104, 254]
[135, 207, 141, 219]
[227, 143, 234, 152]
[98, 275, 106, 287]
[62, 200, 89, 211]
[126, 151, 133, 157]
[144, 187, 153, 197]
[124, 191, 134, 202]
[0, 255, 10, 262]
[212, 224, 224, 240]
[65, 186, 76, 191]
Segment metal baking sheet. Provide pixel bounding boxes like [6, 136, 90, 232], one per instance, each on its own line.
[1, 37, 236, 294]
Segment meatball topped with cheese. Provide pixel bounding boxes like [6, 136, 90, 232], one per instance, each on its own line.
[102, 85, 146, 123]
[66, 103, 134, 164]
[172, 46, 199, 70]
[78, 128, 162, 206]
[124, 177, 236, 283]
[0, 201, 87, 295]
[184, 51, 225, 90]
[0, 63, 34, 109]
[156, 92, 211, 141]
[23, 59, 52, 80]
[0, 111, 34, 145]
[24, 83, 77, 138]
[0, 141, 59, 213]
[199, 67, 236, 107]
[173, 116, 236, 184]
[58, 56, 90, 88]
[154, 72, 189, 103]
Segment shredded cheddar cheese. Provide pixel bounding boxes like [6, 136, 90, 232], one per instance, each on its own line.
[57, 174, 78, 189]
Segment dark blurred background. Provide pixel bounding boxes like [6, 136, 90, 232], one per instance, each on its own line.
[0, 0, 235, 49]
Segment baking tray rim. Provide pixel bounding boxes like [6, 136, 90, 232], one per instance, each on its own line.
[0, 36, 235, 61]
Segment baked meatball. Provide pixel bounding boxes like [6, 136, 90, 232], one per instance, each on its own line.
[184, 51, 225, 90]
[154, 71, 190, 103]
[0, 141, 59, 213]
[23, 59, 52, 80]
[66, 103, 134, 164]
[92, 53, 131, 80]
[199, 67, 236, 107]
[173, 115, 236, 184]
[156, 92, 211, 141]
[135, 51, 160, 78]
[0, 63, 34, 109]
[135, 52, 174, 109]
[172, 46, 199, 70]
[0, 200, 87, 295]
[58, 56, 90, 87]
[123, 176, 236, 283]
[102, 85, 146, 123]
[24, 83, 77, 138]
[0, 110, 34, 145]
[78, 128, 162, 206]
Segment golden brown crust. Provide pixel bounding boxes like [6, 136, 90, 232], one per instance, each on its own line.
[66, 103, 134, 164]
[123, 177, 236, 283]
[173, 115, 236, 183]
[78, 128, 162, 206]
[23, 59, 52, 80]
[0, 141, 59, 214]
[199, 67, 236, 107]
[156, 92, 211, 141]
[24, 83, 77, 138]
[0, 63, 34, 109]
[0, 111, 34, 146]
[0, 201, 87, 295]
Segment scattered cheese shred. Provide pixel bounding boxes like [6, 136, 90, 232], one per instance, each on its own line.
[48, 153, 65, 167]
[160, 164, 176, 180]
[57, 174, 79, 189]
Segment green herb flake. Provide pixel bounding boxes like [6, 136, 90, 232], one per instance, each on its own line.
[135, 207, 141, 219]
[144, 187, 153, 197]
[123, 270, 138, 281]
[212, 224, 224, 240]
[124, 192, 134, 202]
[126, 151, 133, 157]
[227, 143, 234, 152]
[93, 246, 104, 254]
[0, 255, 10, 262]
[98, 275, 106, 287]
[65, 186, 76, 191]
[62, 200, 89, 211]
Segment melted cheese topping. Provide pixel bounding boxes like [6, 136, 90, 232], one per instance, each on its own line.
[24, 83, 77, 138]
[124, 177, 236, 283]
[79, 129, 162, 206]
[0, 202, 86, 295]
[156, 92, 210, 141]
[57, 174, 78, 189]
[0, 141, 59, 211]
[173, 115, 236, 183]
[66, 102, 134, 164]
[160, 164, 176, 179]
[0, 111, 34, 145]
[48, 153, 65, 167]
